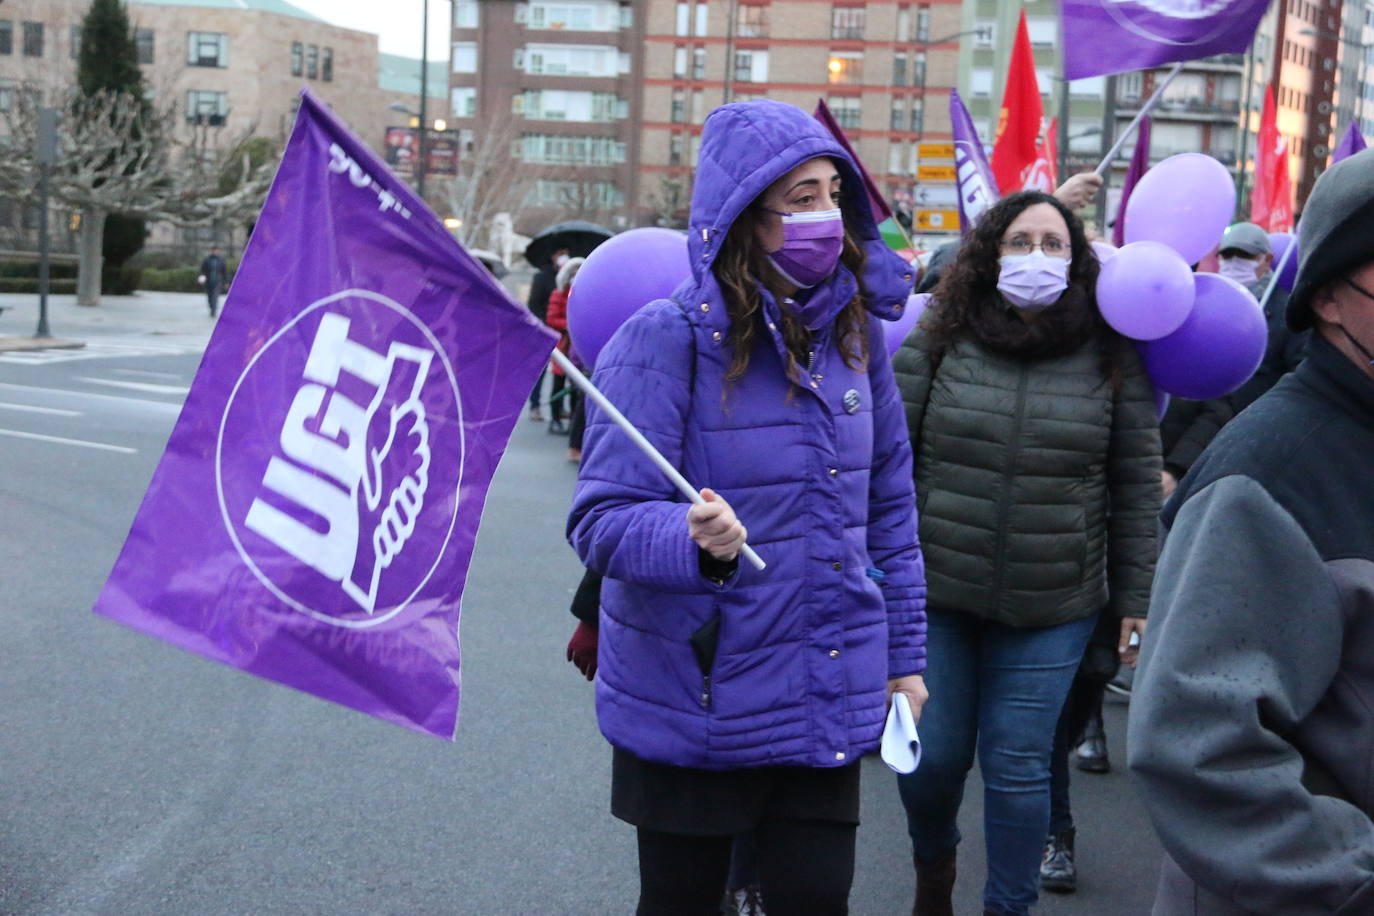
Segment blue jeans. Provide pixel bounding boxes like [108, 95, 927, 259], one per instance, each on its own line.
[897, 608, 1095, 916]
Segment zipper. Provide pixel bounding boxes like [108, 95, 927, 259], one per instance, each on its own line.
[990, 362, 1030, 611]
[700, 674, 712, 708]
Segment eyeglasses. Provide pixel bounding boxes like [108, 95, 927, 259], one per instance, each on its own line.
[1000, 237, 1069, 258]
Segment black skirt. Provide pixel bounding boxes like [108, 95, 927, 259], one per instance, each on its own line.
[610, 747, 862, 836]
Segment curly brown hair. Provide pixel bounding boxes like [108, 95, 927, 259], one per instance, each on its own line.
[924, 190, 1129, 385]
[711, 204, 871, 387]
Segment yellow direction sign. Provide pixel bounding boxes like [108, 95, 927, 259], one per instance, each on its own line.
[917, 164, 957, 181]
[915, 208, 960, 231]
[917, 142, 955, 160]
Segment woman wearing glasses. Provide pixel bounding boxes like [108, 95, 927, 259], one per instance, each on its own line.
[891, 191, 1161, 916]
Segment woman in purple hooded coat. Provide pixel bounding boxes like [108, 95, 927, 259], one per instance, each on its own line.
[567, 100, 929, 913]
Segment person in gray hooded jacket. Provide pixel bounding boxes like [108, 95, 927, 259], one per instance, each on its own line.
[1128, 147, 1374, 915]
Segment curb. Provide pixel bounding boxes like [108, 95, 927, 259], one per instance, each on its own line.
[0, 336, 86, 353]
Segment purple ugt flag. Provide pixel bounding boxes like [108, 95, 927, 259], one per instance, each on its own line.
[813, 98, 893, 222]
[1113, 116, 1151, 248]
[951, 89, 1000, 235]
[1062, 0, 1269, 81]
[92, 90, 556, 740]
[1334, 123, 1367, 163]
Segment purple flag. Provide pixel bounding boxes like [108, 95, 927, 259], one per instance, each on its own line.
[1062, 0, 1269, 81]
[1113, 116, 1151, 248]
[93, 90, 556, 739]
[951, 88, 1000, 235]
[1334, 123, 1367, 163]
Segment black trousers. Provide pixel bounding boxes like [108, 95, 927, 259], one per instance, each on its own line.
[635, 819, 855, 916]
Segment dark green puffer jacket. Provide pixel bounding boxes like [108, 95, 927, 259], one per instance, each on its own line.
[893, 324, 1161, 627]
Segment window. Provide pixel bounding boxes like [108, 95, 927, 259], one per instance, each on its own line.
[1117, 71, 1143, 100]
[827, 51, 862, 84]
[671, 88, 685, 121]
[530, 3, 597, 30]
[451, 87, 476, 117]
[831, 7, 864, 40]
[322, 47, 332, 81]
[1067, 119, 1099, 153]
[890, 96, 905, 129]
[913, 51, 926, 87]
[673, 45, 687, 77]
[1068, 76, 1104, 99]
[889, 140, 904, 174]
[522, 43, 618, 76]
[690, 88, 705, 123]
[974, 21, 995, 49]
[454, 41, 478, 72]
[695, 3, 708, 36]
[1026, 17, 1056, 49]
[970, 68, 994, 98]
[306, 44, 318, 79]
[676, 2, 690, 36]
[290, 42, 303, 76]
[187, 32, 228, 67]
[518, 89, 625, 120]
[136, 28, 154, 64]
[22, 21, 42, 57]
[185, 89, 229, 125]
[897, 7, 911, 42]
[670, 132, 684, 165]
[454, 0, 479, 28]
[893, 52, 907, 86]
[0, 82, 12, 112]
[70, 25, 82, 60]
[519, 133, 627, 165]
[693, 47, 706, 79]
[0, 22, 11, 56]
[737, 4, 767, 37]
[619, 3, 633, 28]
[734, 49, 767, 82]
[915, 6, 930, 42]
[829, 95, 860, 129]
[527, 179, 624, 209]
[1037, 67, 1054, 96]
[911, 97, 924, 133]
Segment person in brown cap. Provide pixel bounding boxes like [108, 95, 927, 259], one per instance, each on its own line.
[1128, 147, 1374, 914]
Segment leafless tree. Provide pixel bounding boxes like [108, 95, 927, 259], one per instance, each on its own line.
[649, 173, 693, 229]
[0, 88, 275, 305]
[441, 115, 539, 250]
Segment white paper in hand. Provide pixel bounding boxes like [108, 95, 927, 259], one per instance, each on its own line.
[881, 692, 922, 774]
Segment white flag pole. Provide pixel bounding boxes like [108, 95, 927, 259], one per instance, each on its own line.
[1256, 235, 1297, 312]
[1094, 62, 1184, 176]
[551, 348, 767, 572]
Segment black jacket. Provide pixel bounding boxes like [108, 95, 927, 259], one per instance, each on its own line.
[1129, 333, 1374, 915]
[1229, 277, 1307, 414]
[1159, 396, 1232, 479]
[526, 265, 558, 322]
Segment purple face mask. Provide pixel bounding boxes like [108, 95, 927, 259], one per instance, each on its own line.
[765, 208, 845, 288]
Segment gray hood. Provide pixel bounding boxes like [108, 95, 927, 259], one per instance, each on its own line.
[1288, 147, 1374, 331]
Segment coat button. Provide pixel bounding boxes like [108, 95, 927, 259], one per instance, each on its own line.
[894, 302, 904, 313]
[835, 752, 846, 761]
[828, 467, 838, 478]
[700, 302, 710, 312]
[810, 381, 819, 389]
[829, 649, 840, 659]
[712, 330, 722, 342]
[768, 321, 776, 330]
[903, 273, 912, 282]
[832, 561, 842, 571]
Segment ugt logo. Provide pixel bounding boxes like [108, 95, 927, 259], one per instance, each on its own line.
[217, 291, 464, 628]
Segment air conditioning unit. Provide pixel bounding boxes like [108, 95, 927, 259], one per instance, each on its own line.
[1317, 100, 1333, 114]
[1314, 144, 1330, 158]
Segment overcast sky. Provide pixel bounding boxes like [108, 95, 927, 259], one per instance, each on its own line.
[288, 0, 451, 60]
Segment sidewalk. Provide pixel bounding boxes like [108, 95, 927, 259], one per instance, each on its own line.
[0, 291, 217, 353]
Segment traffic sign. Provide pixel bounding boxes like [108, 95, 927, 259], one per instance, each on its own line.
[917, 164, 957, 182]
[917, 142, 955, 160]
[915, 209, 959, 231]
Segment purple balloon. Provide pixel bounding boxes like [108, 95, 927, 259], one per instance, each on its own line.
[885, 293, 930, 357]
[1123, 153, 1237, 266]
[1268, 232, 1299, 293]
[1096, 240, 1195, 341]
[567, 228, 691, 368]
[1139, 273, 1267, 400]
[1090, 240, 1118, 262]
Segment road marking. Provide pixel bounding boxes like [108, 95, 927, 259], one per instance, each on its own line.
[0, 400, 83, 417]
[112, 368, 184, 381]
[0, 426, 136, 454]
[76, 376, 191, 395]
[0, 338, 202, 365]
[0, 381, 183, 411]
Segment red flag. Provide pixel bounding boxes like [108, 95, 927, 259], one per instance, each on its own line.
[1023, 117, 1058, 192]
[991, 11, 1043, 194]
[1252, 87, 1294, 232]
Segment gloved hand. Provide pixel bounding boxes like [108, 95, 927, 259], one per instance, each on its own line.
[566, 621, 598, 681]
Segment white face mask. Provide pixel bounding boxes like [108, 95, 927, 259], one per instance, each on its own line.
[996, 250, 1070, 311]
[1218, 256, 1259, 285]
[554, 254, 570, 268]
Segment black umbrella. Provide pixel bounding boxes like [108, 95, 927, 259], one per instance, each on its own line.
[524, 220, 614, 269]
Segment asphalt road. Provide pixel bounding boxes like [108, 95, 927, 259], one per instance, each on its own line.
[0, 337, 1164, 915]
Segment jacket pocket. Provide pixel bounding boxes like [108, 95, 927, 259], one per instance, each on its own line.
[689, 613, 721, 709]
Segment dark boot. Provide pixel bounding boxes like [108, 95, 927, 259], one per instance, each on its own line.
[1074, 709, 1110, 774]
[912, 849, 956, 916]
[1039, 827, 1077, 894]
